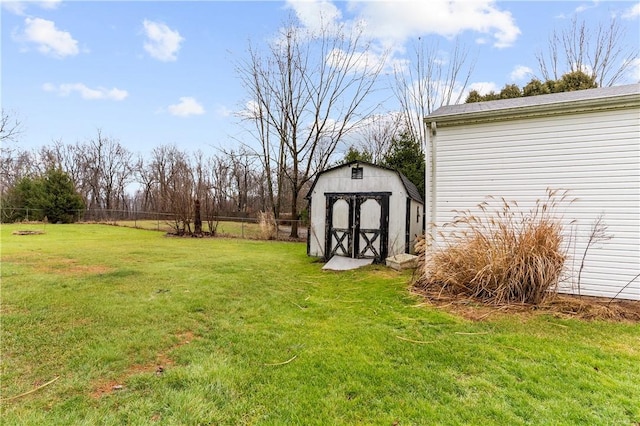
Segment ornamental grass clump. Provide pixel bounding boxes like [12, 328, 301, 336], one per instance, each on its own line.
[416, 189, 572, 305]
[258, 210, 278, 240]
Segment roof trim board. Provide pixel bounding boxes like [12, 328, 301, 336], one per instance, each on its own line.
[425, 84, 640, 128]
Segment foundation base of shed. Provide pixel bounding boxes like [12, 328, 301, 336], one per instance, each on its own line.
[386, 253, 418, 271]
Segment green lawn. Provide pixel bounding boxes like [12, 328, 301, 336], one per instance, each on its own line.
[1, 224, 638, 425]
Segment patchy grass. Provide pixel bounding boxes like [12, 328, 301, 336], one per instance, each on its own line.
[99, 219, 303, 240]
[92, 218, 262, 236]
[1, 224, 639, 425]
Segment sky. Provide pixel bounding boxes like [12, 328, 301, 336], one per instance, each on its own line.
[2, 0, 639, 158]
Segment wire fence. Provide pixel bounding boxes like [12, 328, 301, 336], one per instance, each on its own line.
[1, 207, 308, 241]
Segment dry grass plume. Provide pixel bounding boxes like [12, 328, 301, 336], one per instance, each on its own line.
[415, 189, 573, 305]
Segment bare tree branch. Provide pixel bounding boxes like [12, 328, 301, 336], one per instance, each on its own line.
[0, 109, 23, 144]
[393, 37, 476, 150]
[536, 16, 639, 87]
[236, 14, 387, 237]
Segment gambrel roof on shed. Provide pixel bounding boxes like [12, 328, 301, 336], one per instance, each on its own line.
[306, 161, 423, 203]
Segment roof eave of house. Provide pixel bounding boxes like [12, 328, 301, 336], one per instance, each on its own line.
[425, 93, 640, 128]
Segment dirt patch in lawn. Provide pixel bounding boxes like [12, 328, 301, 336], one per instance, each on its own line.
[2, 256, 113, 277]
[38, 258, 113, 276]
[12, 230, 46, 235]
[412, 289, 640, 323]
[90, 331, 195, 399]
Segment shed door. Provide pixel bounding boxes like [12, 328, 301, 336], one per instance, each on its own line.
[325, 193, 389, 262]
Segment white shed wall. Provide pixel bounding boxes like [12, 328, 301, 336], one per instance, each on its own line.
[308, 164, 414, 258]
[408, 200, 423, 253]
[429, 107, 640, 300]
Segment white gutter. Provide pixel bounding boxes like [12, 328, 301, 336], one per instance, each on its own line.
[425, 120, 437, 243]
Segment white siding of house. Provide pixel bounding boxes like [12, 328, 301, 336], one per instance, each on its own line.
[428, 107, 640, 300]
[308, 164, 413, 258]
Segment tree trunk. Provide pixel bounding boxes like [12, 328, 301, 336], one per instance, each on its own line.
[194, 198, 202, 235]
[289, 189, 298, 238]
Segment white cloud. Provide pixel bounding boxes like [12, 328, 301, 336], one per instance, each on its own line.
[142, 19, 184, 62]
[17, 17, 79, 58]
[43, 83, 128, 100]
[574, 2, 598, 14]
[325, 47, 388, 74]
[2, 2, 28, 15]
[285, 1, 520, 49]
[38, 0, 62, 9]
[509, 65, 533, 82]
[168, 97, 205, 117]
[215, 104, 232, 118]
[570, 62, 594, 76]
[2, 0, 62, 15]
[286, 0, 342, 34]
[345, 0, 521, 49]
[622, 3, 640, 19]
[243, 100, 260, 117]
[626, 57, 640, 82]
[468, 81, 499, 95]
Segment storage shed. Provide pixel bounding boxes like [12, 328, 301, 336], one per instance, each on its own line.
[306, 161, 424, 263]
[424, 84, 640, 300]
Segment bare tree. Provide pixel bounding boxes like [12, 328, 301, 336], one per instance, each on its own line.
[37, 140, 92, 201]
[347, 113, 401, 164]
[226, 147, 261, 215]
[393, 38, 475, 150]
[0, 149, 36, 197]
[0, 109, 23, 144]
[82, 129, 134, 213]
[237, 16, 387, 237]
[166, 153, 194, 235]
[0, 109, 26, 195]
[192, 150, 222, 235]
[206, 152, 232, 215]
[536, 16, 639, 87]
[237, 54, 287, 223]
[143, 145, 186, 209]
[140, 144, 195, 233]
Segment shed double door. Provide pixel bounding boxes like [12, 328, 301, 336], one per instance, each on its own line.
[325, 193, 389, 263]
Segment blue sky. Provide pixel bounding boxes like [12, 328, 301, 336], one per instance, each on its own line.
[2, 0, 639, 157]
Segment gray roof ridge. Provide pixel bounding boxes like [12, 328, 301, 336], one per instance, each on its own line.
[427, 83, 640, 119]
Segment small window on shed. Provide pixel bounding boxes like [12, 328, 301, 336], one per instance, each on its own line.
[351, 166, 363, 179]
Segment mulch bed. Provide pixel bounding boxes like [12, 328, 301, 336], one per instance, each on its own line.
[411, 288, 640, 323]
